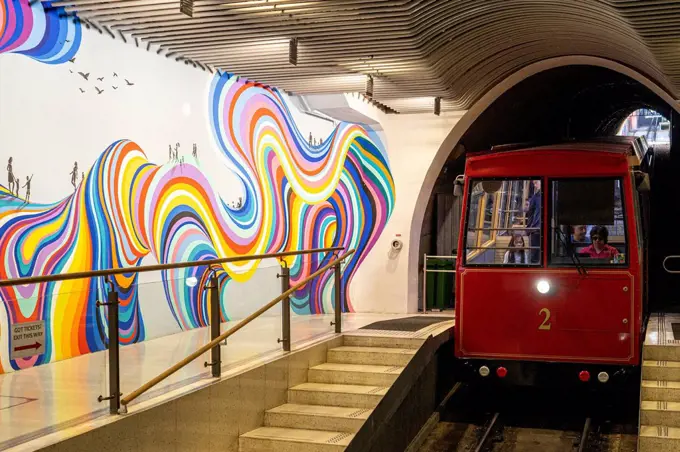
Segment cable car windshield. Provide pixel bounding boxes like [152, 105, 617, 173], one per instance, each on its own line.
[464, 178, 542, 266]
[549, 178, 627, 266]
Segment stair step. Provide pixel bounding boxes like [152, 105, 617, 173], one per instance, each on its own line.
[641, 401, 680, 427]
[328, 346, 416, 366]
[644, 345, 680, 361]
[239, 427, 353, 452]
[309, 362, 403, 386]
[343, 335, 424, 350]
[639, 425, 680, 451]
[642, 380, 680, 402]
[643, 360, 680, 381]
[288, 382, 388, 408]
[265, 403, 371, 433]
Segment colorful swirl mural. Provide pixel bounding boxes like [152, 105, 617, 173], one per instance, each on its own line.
[0, 0, 81, 63]
[0, 0, 394, 374]
[209, 73, 395, 313]
[0, 75, 394, 373]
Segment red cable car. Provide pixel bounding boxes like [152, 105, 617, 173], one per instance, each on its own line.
[453, 137, 650, 386]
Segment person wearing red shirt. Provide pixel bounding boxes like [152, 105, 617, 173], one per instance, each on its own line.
[579, 226, 619, 259]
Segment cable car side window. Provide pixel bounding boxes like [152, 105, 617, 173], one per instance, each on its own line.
[464, 178, 542, 266]
[548, 178, 627, 267]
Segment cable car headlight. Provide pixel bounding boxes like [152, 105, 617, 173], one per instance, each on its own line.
[536, 280, 550, 294]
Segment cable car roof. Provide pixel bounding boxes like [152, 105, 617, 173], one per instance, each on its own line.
[486, 136, 649, 168]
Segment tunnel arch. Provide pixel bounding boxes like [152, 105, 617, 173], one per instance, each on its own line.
[407, 55, 680, 311]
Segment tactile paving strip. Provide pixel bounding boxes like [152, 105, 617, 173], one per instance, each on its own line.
[327, 432, 352, 444]
[367, 387, 387, 394]
[347, 408, 371, 418]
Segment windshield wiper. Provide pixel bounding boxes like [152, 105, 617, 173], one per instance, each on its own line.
[555, 228, 587, 276]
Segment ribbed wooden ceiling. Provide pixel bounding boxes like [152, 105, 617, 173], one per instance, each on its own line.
[53, 0, 680, 114]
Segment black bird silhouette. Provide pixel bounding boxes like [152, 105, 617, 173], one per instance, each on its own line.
[95, 87, 104, 95]
[78, 72, 89, 80]
[65, 39, 71, 43]
[112, 86, 118, 90]
[113, 72, 118, 77]
[79, 88, 85, 93]
[125, 79, 134, 86]
[69, 69, 73, 73]
[69, 57, 76, 63]
[97, 77, 104, 81]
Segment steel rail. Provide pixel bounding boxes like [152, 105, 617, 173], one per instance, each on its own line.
[119, 248, 355, 408]
[0, 247, 342, 287]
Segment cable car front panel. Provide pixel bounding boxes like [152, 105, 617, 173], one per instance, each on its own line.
[454, 148, 643, 368]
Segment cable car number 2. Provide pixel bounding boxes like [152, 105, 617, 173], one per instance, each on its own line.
[538, 308, 552, 331]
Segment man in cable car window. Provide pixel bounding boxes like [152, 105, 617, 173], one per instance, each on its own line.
[525, 180, 541, 263]
[571, 225, 590, 243]
[578, 226, 620, 260]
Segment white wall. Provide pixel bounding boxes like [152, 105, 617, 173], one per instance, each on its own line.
[346, 96, 464, 313]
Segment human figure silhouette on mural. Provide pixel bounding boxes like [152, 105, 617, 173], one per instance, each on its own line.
[82, 172, 85, 184]
[168, 144, 173, 162]
[70, 162, 78, 190]
[14, 175, 20, 197]
[7, 157, 14, 194]
[309, 133, 313, 146]
[22, 175, 33, 202]
[192, 143, 198, 160]
[320, 138, 323, 145]
[174, 143, 180, 162]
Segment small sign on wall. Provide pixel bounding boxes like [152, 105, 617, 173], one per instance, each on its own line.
[11, 321, 46, 360]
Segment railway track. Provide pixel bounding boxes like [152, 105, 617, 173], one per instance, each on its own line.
[415, 383, 637, 452]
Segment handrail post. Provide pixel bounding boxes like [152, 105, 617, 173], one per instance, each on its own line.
[334, 260, 342, 333]
[205, 271, 221, 378]
[97, 277, 121, 414]
[278, 264, 291, 352]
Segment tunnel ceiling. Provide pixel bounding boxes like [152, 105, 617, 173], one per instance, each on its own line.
[458, 65, 673, 154]
[58, 0, 680, 114]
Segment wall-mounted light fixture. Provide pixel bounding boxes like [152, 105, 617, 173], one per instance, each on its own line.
[434, 97, 441, 116]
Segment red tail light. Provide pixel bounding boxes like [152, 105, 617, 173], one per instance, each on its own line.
[579, 370, 590, 382]
[496, 367, 508, 378]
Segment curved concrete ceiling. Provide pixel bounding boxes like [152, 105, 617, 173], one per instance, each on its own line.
[54, 0, 680, 114]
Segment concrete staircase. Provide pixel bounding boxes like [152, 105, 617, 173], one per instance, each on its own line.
[239, 335, 423, 451]
[639, 319, 680, 451]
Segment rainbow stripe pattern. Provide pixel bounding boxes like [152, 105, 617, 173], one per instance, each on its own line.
[0, 75, 394, 373]
[0, 0, 81, 64]
[209, 73, 395, 314]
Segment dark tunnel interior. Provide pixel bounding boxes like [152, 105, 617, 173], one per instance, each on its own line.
[457, 65, 673, 154]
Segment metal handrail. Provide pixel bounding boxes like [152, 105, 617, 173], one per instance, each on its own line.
[663, 255, 680, 274]
[0, 247, 343, 287]
[119, 248, 356, 409]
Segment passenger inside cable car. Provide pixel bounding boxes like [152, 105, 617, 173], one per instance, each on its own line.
[578, 226, 620, 259]
[571, 224, 590, 243]
[464, 177, 626, 266]
[502, 232, 529, 264]
[551, 178, 626, 265]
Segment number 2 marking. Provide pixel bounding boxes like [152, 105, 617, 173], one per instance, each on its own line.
[538, 308, 552, 330]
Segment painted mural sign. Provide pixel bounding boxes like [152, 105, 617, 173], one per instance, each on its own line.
[0, 0, 395, 374]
